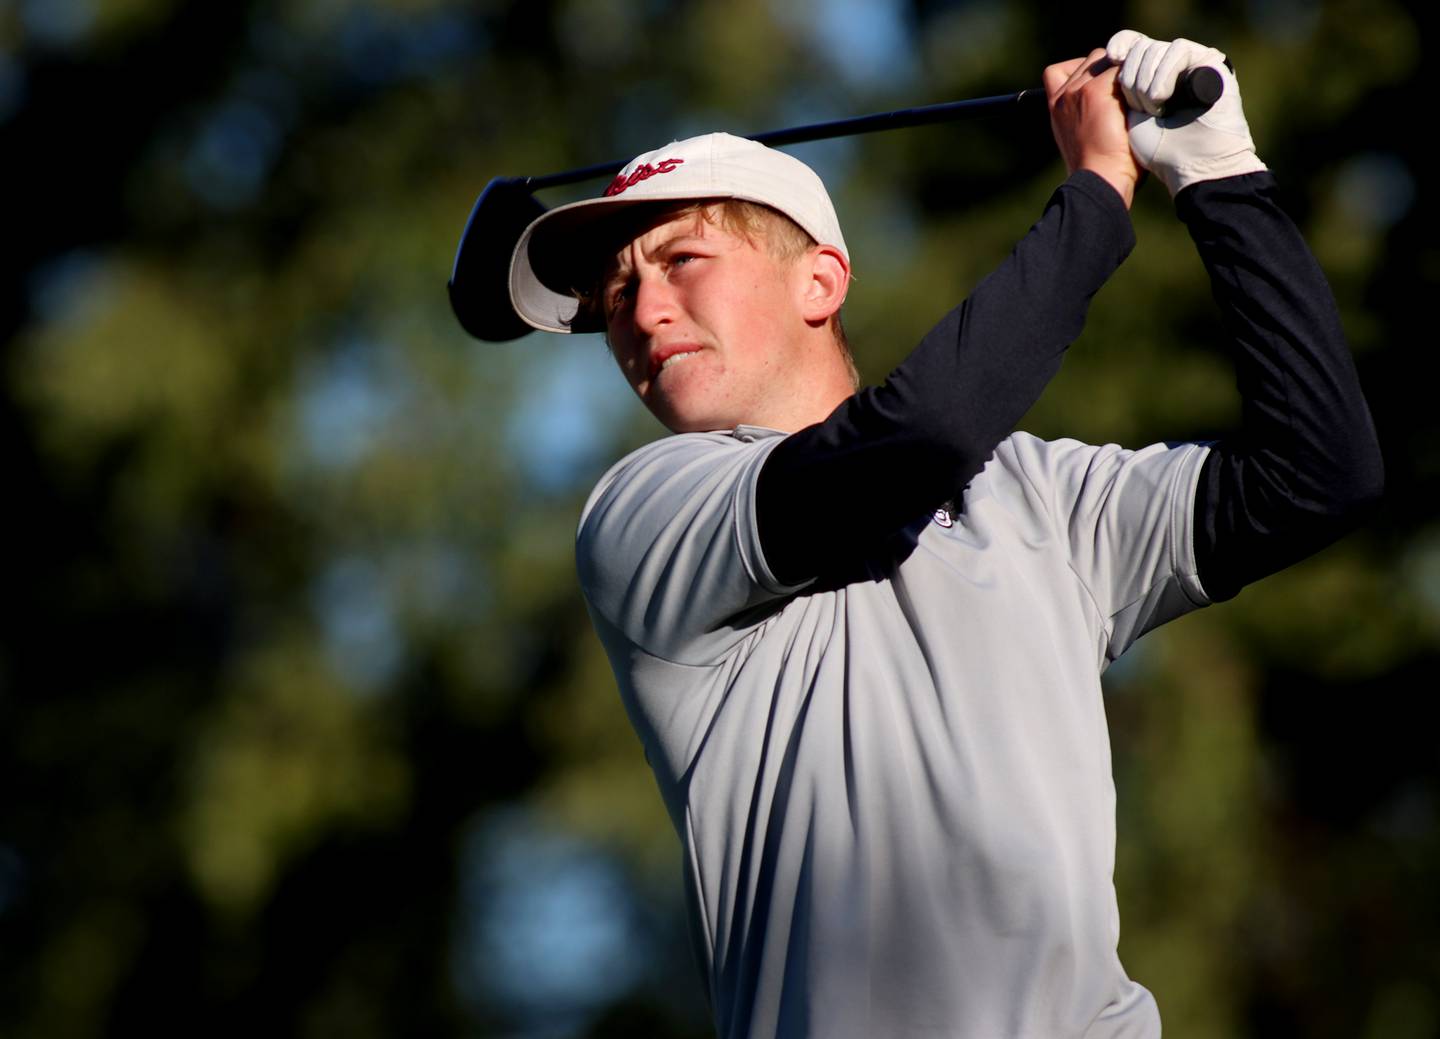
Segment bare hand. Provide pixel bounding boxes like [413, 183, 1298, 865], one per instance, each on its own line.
[1043, 49, 1143, 208]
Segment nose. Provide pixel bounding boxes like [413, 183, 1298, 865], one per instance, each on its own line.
[632, 272, 677, 335]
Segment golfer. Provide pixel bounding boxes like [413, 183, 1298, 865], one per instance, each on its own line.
[507, 31, 1381, 1038]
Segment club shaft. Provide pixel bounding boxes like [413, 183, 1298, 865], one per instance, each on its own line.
[751, 89, 1043, 148]
[522, 89, 1043, 192]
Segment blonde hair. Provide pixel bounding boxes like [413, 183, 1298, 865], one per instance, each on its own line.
[573, 199, 858, 389]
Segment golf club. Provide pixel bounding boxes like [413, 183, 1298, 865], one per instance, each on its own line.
[449, 67, 1223, 342]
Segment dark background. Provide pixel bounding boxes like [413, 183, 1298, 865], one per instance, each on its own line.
[2, 1, 1435, 1036]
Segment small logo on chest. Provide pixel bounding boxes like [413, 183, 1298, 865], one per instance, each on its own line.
[932, 500, 956, 528]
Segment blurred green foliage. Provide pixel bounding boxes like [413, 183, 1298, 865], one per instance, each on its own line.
[1, 0, 1434, 1036]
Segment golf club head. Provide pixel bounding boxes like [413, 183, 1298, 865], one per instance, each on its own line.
[448, 177, 548, 341]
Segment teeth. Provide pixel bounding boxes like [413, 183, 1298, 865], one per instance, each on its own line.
[659, 351, 698, 373]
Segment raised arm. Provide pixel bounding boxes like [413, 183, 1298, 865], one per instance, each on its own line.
[758, 51, 1143, 585]
[1103, 31, 1383, 599]
[1182, 175, 1382, 599]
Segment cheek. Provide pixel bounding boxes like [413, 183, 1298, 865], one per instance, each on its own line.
[730, 279, 790, 340]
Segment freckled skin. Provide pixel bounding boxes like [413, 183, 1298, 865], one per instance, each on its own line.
[602, 211, 854, 434]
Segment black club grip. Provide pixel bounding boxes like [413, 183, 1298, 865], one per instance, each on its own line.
[1164, 64, 1226, 115]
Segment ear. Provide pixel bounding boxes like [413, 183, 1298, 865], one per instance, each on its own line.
[799, 245, 850, 325]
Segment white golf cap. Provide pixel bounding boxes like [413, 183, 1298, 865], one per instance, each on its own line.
[509, 132, 849, 334]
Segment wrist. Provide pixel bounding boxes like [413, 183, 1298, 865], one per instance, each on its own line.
[1081, 160, 1139, 209]
[1162, 152, 1269, 198]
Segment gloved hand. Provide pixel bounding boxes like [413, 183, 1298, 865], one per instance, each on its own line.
[1105, 30, 1267, 197]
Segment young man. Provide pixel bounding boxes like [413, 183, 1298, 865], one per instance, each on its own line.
[505, 31, 1381, 1039]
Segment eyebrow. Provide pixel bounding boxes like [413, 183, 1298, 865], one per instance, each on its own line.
[601, 230, 714, 287]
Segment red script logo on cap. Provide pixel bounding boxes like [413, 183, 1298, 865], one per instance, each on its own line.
[604, 158, 684, 197]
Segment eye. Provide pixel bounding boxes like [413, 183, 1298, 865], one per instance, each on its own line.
[605, 278, 636, 314]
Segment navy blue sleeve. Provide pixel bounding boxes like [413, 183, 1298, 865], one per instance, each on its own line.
[757, 170, 1136, 585]
[1178, 173, 1383, 601]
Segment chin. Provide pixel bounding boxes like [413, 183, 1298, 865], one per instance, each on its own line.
[644, 392, 720, 434]
[654, 403, 735, 435]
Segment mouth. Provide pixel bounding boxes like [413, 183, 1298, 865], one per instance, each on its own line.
[648, 345, 704, 380]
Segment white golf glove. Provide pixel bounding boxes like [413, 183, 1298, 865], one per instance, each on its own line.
[1106, 29, 1267, 197]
